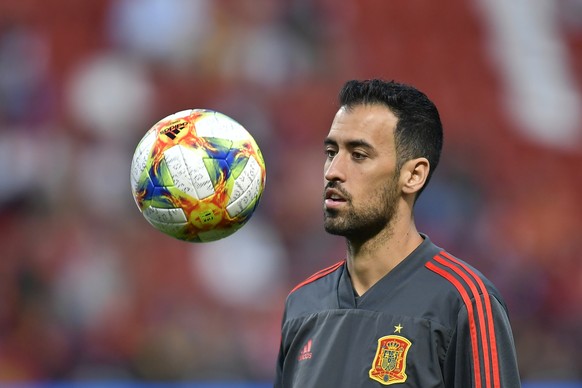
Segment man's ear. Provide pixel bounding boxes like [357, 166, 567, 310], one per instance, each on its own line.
[400, 157, 430, 196]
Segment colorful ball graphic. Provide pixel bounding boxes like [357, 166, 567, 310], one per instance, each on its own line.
[130, 109, 266, 242]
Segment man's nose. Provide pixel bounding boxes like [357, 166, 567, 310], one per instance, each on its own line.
[324, 153, 346, 182]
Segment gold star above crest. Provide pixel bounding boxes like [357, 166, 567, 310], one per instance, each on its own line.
[394, 324, 403, 333]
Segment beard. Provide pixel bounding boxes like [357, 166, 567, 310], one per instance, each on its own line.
[323, 178, 399, 242]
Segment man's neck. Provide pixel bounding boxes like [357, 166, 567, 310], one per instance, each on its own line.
[346, 221, 423, 296]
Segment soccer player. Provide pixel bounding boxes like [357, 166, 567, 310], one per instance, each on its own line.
[275, 79, 521, 387]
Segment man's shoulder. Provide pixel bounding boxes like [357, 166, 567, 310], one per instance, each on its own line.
[289, 260, 345, 295]
[283, 260, 345, 320]
[423, 249, 505, 308]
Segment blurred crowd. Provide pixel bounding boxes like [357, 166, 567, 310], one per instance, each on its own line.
[0, 0, 581, 383]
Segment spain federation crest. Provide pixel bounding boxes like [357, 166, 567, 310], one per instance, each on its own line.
[369, 335, 412, 385]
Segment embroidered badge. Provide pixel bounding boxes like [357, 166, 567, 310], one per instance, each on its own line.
[369, 335, 412, 385]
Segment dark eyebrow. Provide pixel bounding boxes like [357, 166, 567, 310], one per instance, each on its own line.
[324, 138, 337, 147]
[325, 137, 374, 150]
[346, 139, 374, 150]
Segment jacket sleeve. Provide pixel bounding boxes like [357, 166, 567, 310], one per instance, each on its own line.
[274, 305, 289, 388]
[274, 341, 284, 388]
[444, 295, 521, 388]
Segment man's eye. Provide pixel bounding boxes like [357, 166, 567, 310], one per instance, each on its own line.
[352, 152, 366, 160]
[325, 149, 337, 158]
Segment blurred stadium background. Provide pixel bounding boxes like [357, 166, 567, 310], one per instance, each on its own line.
[0, 0, 581, 386]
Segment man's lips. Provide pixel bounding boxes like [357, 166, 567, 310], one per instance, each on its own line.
[324, 187, 348, 208]
[325, 188, 346, 201]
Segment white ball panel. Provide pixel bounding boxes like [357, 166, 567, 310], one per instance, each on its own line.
[227, 156, 260, 206]
[195, 112, 249, 141]
[163, 145, 198, 199]
[160, 109, 193, 122]
[143, 206, 187, 224]
[179, 146, 215, 199]
[226, 159, 262, 217]
[146, 220, 189, 237]
[130, 128, 157, 194]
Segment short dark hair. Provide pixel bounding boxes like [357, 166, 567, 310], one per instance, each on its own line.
[339, 79, 443, 198]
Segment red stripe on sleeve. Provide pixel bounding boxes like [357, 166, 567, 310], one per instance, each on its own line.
[425, 261, 483, 388]
[434, 254, 492, 388]
[289, 260, 345, 294]
[439, 251, 501, 388]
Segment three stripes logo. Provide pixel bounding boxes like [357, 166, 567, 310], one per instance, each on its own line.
[161, 120, 188, 140]
[298, 339, 313, 361]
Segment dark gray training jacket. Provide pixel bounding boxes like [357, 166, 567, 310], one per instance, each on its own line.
[275, 235, 521, 388]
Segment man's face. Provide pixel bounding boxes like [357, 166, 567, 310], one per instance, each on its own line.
[323, 104, 401, 241]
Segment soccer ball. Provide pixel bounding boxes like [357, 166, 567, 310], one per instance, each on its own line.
[130, 109, 266, 242]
